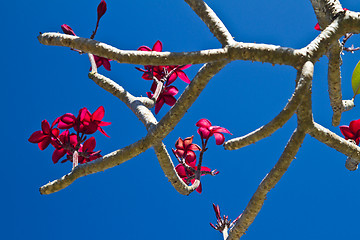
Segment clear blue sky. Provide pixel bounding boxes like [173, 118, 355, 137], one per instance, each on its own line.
[3, 0, 360, 239]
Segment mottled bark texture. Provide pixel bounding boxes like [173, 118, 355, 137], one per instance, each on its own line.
[38, 0, 360, 239]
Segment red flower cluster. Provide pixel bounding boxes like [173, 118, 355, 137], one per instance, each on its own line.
[136, 40, 191, 114]
[340, 119, 360, 145]
[210, 203, 241, 233]
[172, 119, 231, 193]
[60, 1, 111, 71]
[29, 106, 110, 167]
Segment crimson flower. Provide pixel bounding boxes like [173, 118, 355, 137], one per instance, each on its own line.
[57, 106, 111, 137]
[196, 119, 232, 145]
[166, 65, 191, 86]
[28, 119, 60, 150]
[147, 82, 179, 114]
[175, 162, 212, 193]
[340, 119, 360, 144]
[136, 40, 191, 84]
[172, 136, 201, 164]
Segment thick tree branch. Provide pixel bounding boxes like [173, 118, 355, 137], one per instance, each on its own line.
[309, 122, 360, 162]
[310, 0, 343, 29]
[184, 0, 235, 46]
[224, 61, 313, 150]
[227, 128, 306, 240]
[327, 41, 354, 126]
[40, 137, 154, 194]
[37, 33, 306, 67]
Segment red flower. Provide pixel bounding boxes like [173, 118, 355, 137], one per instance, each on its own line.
[29, 119, 60, 150]
[57, 106, 111, 137]
[147, 82, 179, 114]
[97, 0, 107, 21]
[165, 65, 191, 86]
[75, 106, 111, 137]
[136, 40, 191, 84]
[340, 119, 360, 144]
[196, 119, 232, 145]
[210, 203, 241, 233]
[175, 162, 211, 193]
[173, 136, 201, 164]
[61, 24, 76, 36]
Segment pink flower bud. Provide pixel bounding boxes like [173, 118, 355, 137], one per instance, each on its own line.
[97, 0, 107, 20]
[61, 24, 76, 36]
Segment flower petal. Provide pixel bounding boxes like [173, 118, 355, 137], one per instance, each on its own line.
[52, 148, 67, 164]
[83, 137, 96, 152]
[175, 137, 185, 150]
[41, 120, 51, 135]
[213, 132, 225, 145]
[177, 70, 191, 84]
[349, 119, 360, 136]
[28, 131, 46, 143]
[196, 119, 212, 128]
[155, 98, 165, 114]
[152, 40, 163, 52]
[210, 126, 232, 134]
[92, 106, 105, 121]
[340, 126, 355, 139]
[198, 127, 211, 139]
[314, 23, 321, 31]
[175, 164, 187, 178]
[137, 46, 151, 51]
[163, 95, 177, 106]
[38, 138, 51, 150]
[98, 127, 110, 138]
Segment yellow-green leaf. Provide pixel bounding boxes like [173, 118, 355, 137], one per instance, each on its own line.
[351, 60, 360, 97]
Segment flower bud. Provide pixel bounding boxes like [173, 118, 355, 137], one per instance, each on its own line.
[97, 0, 107, 20]
[61, 24, 76, 36]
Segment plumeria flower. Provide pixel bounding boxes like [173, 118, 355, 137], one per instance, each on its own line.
[210, 203, 241, 233]
[196, 119, 232, 145]
[147, 82, 179, 114]
[136, 41, 191, 84]
[175, 162, 212, 193]
[172, 136, 201, 164]
[340, 119, 360, 144]
[58, 106, 111, 137]
[165, 65, 191, 86]
[28, 119, 60, 150]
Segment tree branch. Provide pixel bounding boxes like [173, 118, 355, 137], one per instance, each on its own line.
[227, 128, 306, 240]
[224, 61, 313, 150]
[309, 122, 360, 162]
[88, 72, 156, 129]
[39, 137, 154, 194]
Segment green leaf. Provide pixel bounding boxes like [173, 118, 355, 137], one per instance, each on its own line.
[351, 60, 360, 98]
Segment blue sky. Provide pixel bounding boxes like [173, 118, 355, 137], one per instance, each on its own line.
[3, 0, 360, 239]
